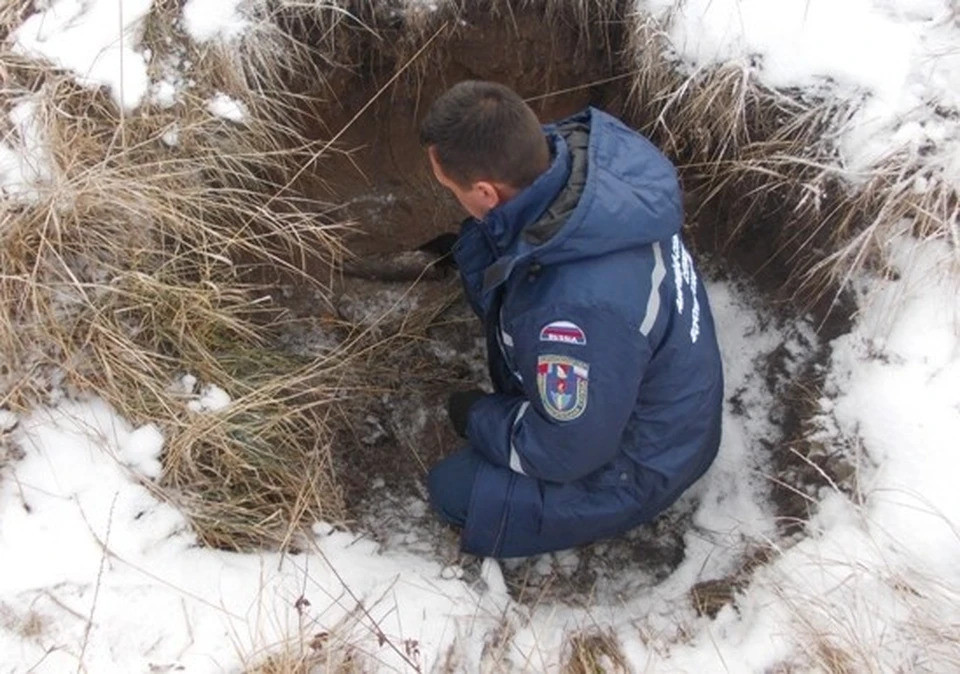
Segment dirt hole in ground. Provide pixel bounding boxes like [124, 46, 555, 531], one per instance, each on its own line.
[274, 5, 855, 603]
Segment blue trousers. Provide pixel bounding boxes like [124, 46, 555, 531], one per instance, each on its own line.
[427, 449, 483, 527]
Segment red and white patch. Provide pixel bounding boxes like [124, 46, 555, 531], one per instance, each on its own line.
[539, 320, 586, 346]
[537, 355, 589, 421]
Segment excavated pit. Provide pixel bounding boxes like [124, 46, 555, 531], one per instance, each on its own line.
[275, 6, 856, 602]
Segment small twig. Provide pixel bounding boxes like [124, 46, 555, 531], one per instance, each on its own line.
[26, 645, 61, 673]
[523, 71, 641, 103]
[76, 492, 118, 673]
[116, 0, 126, 149]
[176, 598, 195, 660]
[40, 590, 87, 623]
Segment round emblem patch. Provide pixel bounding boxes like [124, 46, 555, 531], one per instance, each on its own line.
[536, 355, 589, 421]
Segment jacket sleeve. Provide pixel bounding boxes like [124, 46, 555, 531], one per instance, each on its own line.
[465, 305, 651, 483]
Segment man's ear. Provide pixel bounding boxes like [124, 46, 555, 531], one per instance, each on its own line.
[473, 180, 501, 210]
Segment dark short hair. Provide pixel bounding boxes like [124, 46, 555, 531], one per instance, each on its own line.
[419, 81, 549, 189]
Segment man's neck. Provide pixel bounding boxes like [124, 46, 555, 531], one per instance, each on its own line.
[493, 182, 522, 205]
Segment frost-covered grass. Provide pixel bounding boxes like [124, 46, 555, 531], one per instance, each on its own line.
[0, 0, 356, 549]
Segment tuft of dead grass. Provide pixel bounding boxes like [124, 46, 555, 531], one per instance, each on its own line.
[1, 0, 483, 552]
[244, 640, 365, 674]
[563, 629, 630, 674]
[0, 602, 47, 642]
[0, 0, 31, 42]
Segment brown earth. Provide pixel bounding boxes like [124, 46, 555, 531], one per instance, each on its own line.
[299, 8, 627, 258]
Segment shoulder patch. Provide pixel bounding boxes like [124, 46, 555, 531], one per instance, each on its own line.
[539, 320, 586, 346]
[537, 355, 589, 421]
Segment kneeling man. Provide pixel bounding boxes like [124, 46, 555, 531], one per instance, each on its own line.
[421, 81, 724, 558]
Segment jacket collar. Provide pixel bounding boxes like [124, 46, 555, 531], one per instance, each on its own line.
[478, 132, 570, 293]
[480, 132, 570, 255]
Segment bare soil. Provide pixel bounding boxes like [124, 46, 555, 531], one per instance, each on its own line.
[299, 8, 627, 257]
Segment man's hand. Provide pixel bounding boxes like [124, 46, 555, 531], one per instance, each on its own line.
[417, 232, 459, 269]
[447, 389, 485, 438]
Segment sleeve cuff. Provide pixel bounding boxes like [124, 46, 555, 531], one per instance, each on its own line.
[466, 393, 524, 470]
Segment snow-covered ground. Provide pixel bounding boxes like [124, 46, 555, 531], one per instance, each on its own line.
[1, 251, 956, 670]
[0, 274, 815, 671]
[1, 0, 958, 671]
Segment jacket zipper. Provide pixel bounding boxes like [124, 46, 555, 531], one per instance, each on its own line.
[478, 217, 520, 557]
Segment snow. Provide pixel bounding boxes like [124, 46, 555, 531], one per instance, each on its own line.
[178, 373, 198, 394]
[405, 0, 441, 12]
[0, 399, 506, 672]
[150, 80, 180, 109]
[692, 281, 812, 543]
[186, 384, 232, 413]
[119, 424, 165, 479]
[681, 238, 958, 670]
[826, 238, 960, 580]
[12, 0, 153, 111]
[182, 0, 250, 43]
[160, 125, 180, 147]
[0, 410, 18, 433]
[174, 375, 231, 413]
[0, 97, 53, 202]
[699, 237, 960, 671]
[639, 0, 960, 184]
[206, 92, 249, 123]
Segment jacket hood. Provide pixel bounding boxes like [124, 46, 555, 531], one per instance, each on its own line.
[480, 108, 683, 292]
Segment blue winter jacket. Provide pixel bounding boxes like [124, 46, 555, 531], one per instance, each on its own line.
[452, 108, 723, 558]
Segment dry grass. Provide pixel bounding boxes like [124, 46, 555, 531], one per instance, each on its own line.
[623, 11, 959, 303]
[563, 629, 630, 674]
[0, 0, 361, 549]
[236, 573, 419, 674]
[0, 0, 31, 42]
[0, 0, 476, 552]
[245, 639, 365, 674]
[0, 602, 47, 641]
[768, 555, 960, 673]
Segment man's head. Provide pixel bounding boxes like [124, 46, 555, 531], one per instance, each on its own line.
[420, 81, 550, 219]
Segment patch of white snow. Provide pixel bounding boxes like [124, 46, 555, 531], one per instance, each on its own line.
[0, 96, 53, 202]
[182, 0, 250, 43]
[206, 92, 248, 123]
[13, 0, 154, 110]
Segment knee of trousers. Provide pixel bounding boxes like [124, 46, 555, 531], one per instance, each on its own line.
[427, 451, 479, 526]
